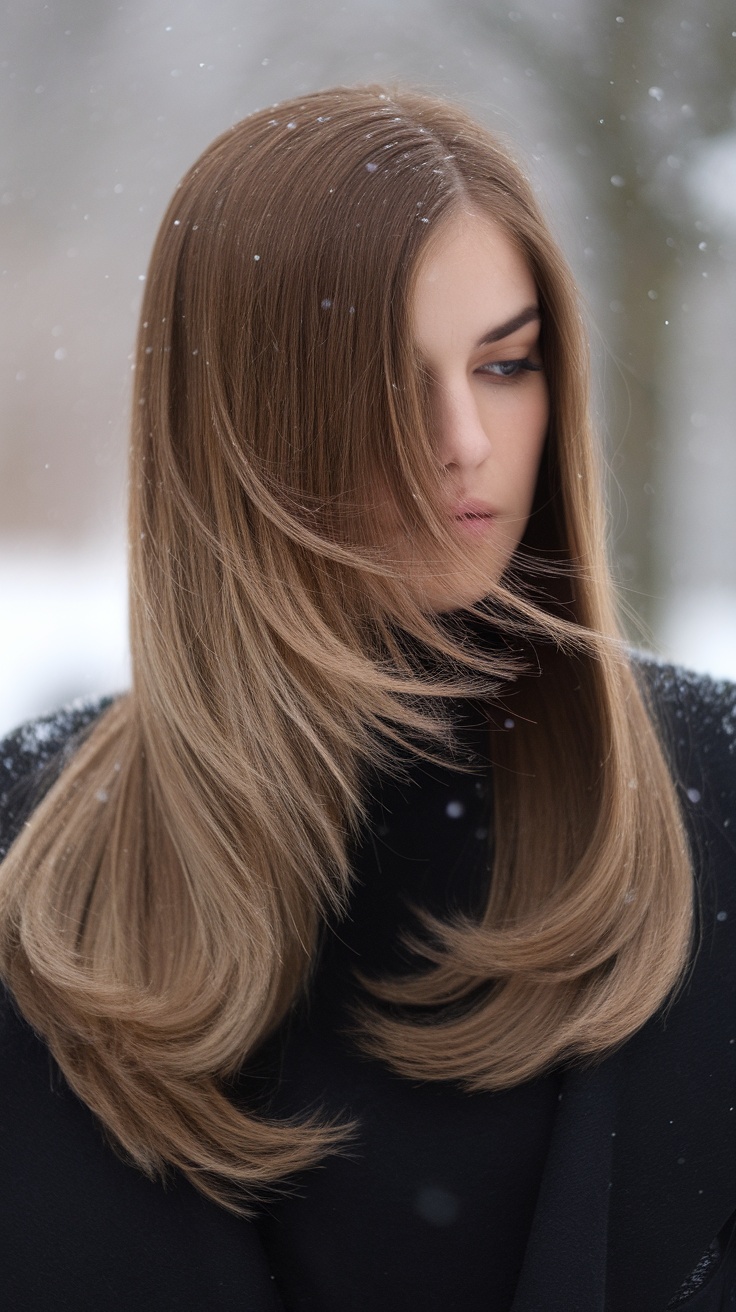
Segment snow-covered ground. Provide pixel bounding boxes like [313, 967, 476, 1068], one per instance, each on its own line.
[0, 547, 734, 741]
[0, 546, 130, 739]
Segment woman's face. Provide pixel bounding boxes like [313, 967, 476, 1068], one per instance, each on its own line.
[405, 210, 549, 612]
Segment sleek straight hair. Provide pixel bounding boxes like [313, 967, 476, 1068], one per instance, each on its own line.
[0, 85, 693, 1211]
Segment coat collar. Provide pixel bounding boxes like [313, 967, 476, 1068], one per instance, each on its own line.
[511, 1057, 617, 1312]
[511, 929, 736, 1312]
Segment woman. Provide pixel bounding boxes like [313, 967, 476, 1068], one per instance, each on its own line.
[0, 85, 734, 1311]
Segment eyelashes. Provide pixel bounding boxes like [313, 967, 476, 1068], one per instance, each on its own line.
[475, 358, 543, 381]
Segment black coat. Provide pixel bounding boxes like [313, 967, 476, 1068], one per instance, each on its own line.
[0, 659, 735, 1310]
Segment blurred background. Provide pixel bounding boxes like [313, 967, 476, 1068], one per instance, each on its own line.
[2, 0, 735, 736]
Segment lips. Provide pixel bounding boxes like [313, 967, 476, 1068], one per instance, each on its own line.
[448, 499, 497, 538]
[451, 499, 496, 520]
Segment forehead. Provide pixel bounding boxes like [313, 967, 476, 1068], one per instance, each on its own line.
[410, 211, 537, 355]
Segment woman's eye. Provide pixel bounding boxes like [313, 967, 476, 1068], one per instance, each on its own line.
[476, 357, 542, 379]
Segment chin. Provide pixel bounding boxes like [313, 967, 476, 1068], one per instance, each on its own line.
[423, 560, 514, 613]
[419, 577, 502, 615]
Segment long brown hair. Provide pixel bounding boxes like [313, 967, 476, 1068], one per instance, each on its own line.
[0, 85, 693, 1210]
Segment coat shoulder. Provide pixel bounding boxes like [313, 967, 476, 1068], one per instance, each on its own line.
[0, 695, 115, 861]
[631, 651, 736, 819]
[632, 648, 736, 736]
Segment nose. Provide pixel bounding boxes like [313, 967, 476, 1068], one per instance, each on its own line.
[434, 378, 492, 475]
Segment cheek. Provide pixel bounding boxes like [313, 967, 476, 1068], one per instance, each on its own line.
[527, 389, 550, 473]
[502, 388, 549, 493]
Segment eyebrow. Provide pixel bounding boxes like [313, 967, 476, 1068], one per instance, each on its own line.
[476, 305, 541, 347]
